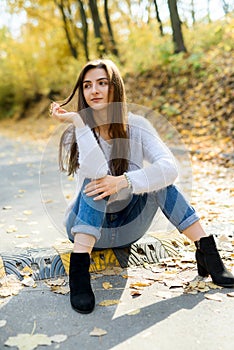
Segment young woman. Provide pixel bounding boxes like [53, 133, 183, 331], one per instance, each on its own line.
[50, 59, 234, 314]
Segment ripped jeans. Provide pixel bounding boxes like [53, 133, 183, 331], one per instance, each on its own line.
[66, 179, 199, 249]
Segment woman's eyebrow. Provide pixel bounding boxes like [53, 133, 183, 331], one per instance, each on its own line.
[83, 77, 108, 83]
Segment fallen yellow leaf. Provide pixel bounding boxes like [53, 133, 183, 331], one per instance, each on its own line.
[99, 299, 120, 306]
[20, 266, 34, 276]
[89, 327, 107, 337]
[46, 278, 66, 286]
[204, 293, 223, 302]
[5, 333, 67, 350]
[130, 281, 151, 289]
[102, 282, 112, 290]
[50, 286, 70, 295]
[23, 210, 32, 216]
[127, 309, 141, 316]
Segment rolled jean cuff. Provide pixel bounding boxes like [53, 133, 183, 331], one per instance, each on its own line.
[71, 224, 101, 241]
[177, 213, 200, 232]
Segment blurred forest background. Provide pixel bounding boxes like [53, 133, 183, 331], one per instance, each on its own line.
[0, 0, 233, 165]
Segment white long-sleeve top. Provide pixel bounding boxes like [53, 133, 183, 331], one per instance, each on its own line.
[64, 112, 178, 220]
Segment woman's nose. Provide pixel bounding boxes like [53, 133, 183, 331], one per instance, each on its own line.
[91, 83, 98, 93]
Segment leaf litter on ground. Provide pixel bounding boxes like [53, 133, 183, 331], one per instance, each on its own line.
[4, 333, 67, 350]
[89, 327, 107, 337]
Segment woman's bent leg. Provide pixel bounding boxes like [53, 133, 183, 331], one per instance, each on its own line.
[155, 184, 205, 241]
[156, 184, 234, 287]
[66, 179, 108, 248]
[66, 179, 108, 313]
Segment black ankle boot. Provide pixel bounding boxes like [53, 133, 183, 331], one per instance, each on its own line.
[195, 235, 234, 288]
[69, 252, 95, 313]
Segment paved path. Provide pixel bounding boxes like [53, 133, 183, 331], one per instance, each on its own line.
[1, 274, 234, 350]
[0, 133, 71, 253]
[1, 133, 234, 350]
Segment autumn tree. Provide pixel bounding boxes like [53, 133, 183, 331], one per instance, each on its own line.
[153, 0, 164, 36]
[88, 0, 106, 57]
[104, 0, 119, 57]
[167, 0, 187, 53]
[54, 0, 78, 59]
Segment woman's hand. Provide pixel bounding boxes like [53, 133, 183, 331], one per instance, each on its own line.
[84, 175, 128, 200]
[50, 102, 85, 128]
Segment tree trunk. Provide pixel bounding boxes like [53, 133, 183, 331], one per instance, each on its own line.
[222, 0, 229, 14]
[153, 0, 164, 36]
[54, 0, 78, 59]
[104, 0, 119, 57]
[88, 0, 106, 57]
[167, 0, 187, 54]
[78, 0, 89, 61]
[207, 0, 211, 23]
[191, 0, 195, 25]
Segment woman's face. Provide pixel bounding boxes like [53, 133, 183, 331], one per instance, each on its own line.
[83, 68, 113, 111]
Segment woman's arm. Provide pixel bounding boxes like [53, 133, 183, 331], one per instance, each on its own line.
[51, 103, 109, 179]
[126, 116, 178, 194]
[75, 126, 109, 179]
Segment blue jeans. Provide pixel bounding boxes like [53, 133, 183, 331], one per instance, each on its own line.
[66, 179, 199, 249]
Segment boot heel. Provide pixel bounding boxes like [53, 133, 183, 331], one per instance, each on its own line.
[195, 250, 209, 277]
[197, 261, 209, 277]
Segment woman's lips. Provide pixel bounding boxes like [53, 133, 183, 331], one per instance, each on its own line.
[91, 98, 102, 102]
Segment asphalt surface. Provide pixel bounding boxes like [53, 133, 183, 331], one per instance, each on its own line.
[1, 275, 234, 350]
[1, 133, 234, 350]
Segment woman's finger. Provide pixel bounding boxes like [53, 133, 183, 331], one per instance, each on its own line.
[93, 192, 108, 201]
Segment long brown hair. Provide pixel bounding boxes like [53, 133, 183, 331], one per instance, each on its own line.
[59, 59, 129, 176]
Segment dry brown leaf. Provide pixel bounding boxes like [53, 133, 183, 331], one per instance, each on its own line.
[23, 210, 32, 216]
[227, 292, 234, 297]
[197, 286, 210, 292]
[185, 290, 198, 295]
[130, 290, 142, 297]
[102, 282, 112, 290]
[15, 234, 30, 239]
[5, 333, 67, 350]
[99, 299, 120, 306]
[204, 293, 223, 302]
[130, 281, 151, 289]
[89, 327, 107, 337]
[20, 266, 34, 276]
[50, 286, 70, 295]
[197, 281, 206, 289]
[46, 278, 65, 286]
[21, 277, 36, 288]
[6, 225, 18, 233]
[151, 267, 163, 273]
[206, 282, 223, 290]
[49, 334, 67, 343]
[2, 206, 12, 210]
[0, 275, 23, 297]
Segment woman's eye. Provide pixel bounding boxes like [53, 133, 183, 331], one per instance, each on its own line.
[84, 84, 91, 89]
[99, 81, 108, 86]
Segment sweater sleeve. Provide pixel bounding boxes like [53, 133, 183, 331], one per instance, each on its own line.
[126, 117, 178, 194]
[75, 125, 109, 179]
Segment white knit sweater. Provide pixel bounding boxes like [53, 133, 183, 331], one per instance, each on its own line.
[64, 112, 178, 221]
